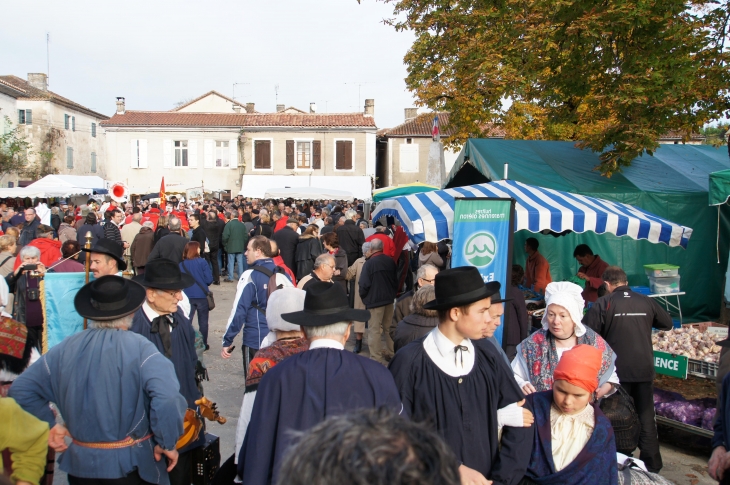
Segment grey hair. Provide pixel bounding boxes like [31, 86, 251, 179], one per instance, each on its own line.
[132, 213, 143, 222]
[313, 253, 335, 270]
[417, 263, 439, 281]
[303, 321, 350, 339]
[362, 242, 371, 254]
[370, 238, 384, 252]
[345, 209, 357, 220]
[321, 208, 330, 216]
[88, 315, 134, 330]
[410, 285, 438, 317]
[168, 217, 181, 231]
[19, 245, 41, 260]
[142, 221, 154, 228]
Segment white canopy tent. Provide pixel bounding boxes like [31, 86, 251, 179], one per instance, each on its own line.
[24, 175, 107, 197]
[262, 186, 354, 201]
[239, 175, 371, 200]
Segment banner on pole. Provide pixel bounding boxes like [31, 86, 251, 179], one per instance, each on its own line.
[451, 198, 515, 344]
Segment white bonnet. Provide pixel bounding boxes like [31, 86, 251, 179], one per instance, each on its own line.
[540, 281, 586, 337]
[262, 287, 306, 347]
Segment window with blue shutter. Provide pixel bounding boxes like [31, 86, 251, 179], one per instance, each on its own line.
[91, 123, 96, 137]
[64, 114, 69, 130]
[18, 110, 25, 124]
[25, 109, 32, 124]
[72, 116, 75, 132]
[91, 152, 97, 172]
[67, 147, 73, 168]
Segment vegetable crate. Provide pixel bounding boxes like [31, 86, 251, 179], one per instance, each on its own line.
[687, 359, 719, 379]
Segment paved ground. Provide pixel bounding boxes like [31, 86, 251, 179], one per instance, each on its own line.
[52, 279, 718, 484]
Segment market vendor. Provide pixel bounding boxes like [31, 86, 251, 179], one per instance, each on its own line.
[524, 237, 552, 294]
[574, 244, 609, 304]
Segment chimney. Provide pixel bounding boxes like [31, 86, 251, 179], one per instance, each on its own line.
[27, 73, 48, 91]
[310, 102, 317, 114]
[276, 104, 285, 112]
[245, 102, 255, 113]
[116, 97, 126, 115]
[233, 104, 241, 113]
[364, 99, 374, 116]
[404, 108, 418, 121]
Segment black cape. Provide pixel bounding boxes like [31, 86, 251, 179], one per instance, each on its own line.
[388, 336, 532, 485]
[238, 348, 402, 485]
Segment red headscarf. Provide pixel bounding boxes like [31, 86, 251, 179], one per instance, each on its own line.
[553, 344, 603, 394]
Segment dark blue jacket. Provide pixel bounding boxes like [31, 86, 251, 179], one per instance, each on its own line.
[180, 258, 213, 299]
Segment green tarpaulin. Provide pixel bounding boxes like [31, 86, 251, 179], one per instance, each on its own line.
[710, 169, 730, 206]
[445, 139, 730, 321]
[372, 183, 439, 202]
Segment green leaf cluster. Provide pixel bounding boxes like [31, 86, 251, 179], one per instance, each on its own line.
[382, 0, 730, 175]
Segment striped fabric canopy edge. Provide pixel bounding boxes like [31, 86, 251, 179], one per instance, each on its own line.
[372, 180, 693, 248]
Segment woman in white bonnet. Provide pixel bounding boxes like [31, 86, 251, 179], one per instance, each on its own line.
[234, 287, 308, 468]
[511, 281, 619, 398]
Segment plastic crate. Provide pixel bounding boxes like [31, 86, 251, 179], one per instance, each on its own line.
[688, 358, 718, 378]
[644, 264, 680, 278]
[648, 275, 680, 294]
[631, 286, 652, 295]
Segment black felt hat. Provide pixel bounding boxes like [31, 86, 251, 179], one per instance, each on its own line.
[423, 267, 502, 310]
[281, 281, 371, 326]
[132, 258, 194, 289]
[74, 276, 146, 321]
[90, 238, 127, 271]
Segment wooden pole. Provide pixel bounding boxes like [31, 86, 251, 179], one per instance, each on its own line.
[83, 231, 92, 330]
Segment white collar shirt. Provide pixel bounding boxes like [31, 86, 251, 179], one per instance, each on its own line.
[423, 326, 475, 377]
[142, 301, 173, 332]
[308, 338, 344, 351]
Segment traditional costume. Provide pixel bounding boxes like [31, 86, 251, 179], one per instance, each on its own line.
[9, 276, 186, 485]
[131, 259, 205, 484]
[237, 282, 402, 485]
[522, 345, 618, 485]
[389, 267, 533, 485]
[233, 288, 309, 465]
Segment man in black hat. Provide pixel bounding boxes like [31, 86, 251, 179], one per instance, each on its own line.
[9, 276, 186, 485]
[237, 282, 402, 485]
[389, 266, 533, 485]
[89, 238, 127, 278]
[130, 258, 204, 485]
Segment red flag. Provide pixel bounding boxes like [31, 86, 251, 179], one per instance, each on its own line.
[159, 177, 166, 211]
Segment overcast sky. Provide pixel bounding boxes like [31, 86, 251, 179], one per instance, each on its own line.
[1, 0, 417, 128]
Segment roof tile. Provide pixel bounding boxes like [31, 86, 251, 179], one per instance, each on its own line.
[0, 75, 108, 119]
[380, 112, 505, 138]
[101, 111, 377, 128]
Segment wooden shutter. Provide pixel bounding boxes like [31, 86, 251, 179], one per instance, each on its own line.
[286, 140, 294, 169]
[72, 116, 75, 132]
[336, 140, 352, 170]
[66, 147, 73, 168]
[229, 139, 238, 168]
[188, 140, 198, 168]
[312, 140, 321, 169]
[204, 140, 214, 168]
[335, 141, 344, 170]
[163, 139, 173, 168]
[18, 110, 24, 124]
[255, 140, 271, 169]
[91, 122, 96, 137]
[138, 139, 148, 168]
[343, 140, 352, 170]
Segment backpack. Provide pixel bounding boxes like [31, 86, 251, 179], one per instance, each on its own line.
[251, 265, 288, 315]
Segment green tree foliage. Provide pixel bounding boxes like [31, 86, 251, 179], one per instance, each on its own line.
[0, 115, 31, 179]
[382, 0, 730, 175]
[701, 124, 729, 146]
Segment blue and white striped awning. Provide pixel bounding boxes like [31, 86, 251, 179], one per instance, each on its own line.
[372, 180, 693, 248]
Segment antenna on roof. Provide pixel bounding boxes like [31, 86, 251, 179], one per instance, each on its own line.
[232, 82, 249, 102]
[275, 84, 280, 104]
[344, 82, 373, 111]
[46, 32, 50, 88]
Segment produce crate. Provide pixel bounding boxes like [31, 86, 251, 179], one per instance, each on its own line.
[648, 275, 681, 294]
[644, 264, 680, 278]
[687, 359, 719, 379]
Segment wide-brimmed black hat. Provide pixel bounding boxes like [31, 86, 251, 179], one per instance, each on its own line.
[281, 281, 370, 326]
[133, 258, 194, 289]
[75, 276, 146, 321]
[90, 238, 127, 271]
[424, 267, 502, 310]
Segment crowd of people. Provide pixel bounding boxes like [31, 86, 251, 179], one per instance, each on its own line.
[0, 193, 722, 485]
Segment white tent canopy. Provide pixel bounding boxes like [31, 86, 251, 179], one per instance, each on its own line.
[24, 175, 107, 197]
[262, 186, 354, 201]
[0, 188, 48, 199]
[240, 175, 371, 200]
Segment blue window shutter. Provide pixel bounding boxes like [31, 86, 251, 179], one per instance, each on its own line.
[91, 123, 96, 137]
[91, 152, 97, 172]
[64, 114, 69, 129]
[25, 109, 32, 124]
[18, 110, 24, 124]
[72, 116, 75, 132]
[67, 147, 73, 168]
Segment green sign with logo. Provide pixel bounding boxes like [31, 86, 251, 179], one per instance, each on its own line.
[653, 350, 688, 379]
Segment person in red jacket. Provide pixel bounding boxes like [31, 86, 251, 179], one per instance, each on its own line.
[268, 240, 297, 286]
[366, 228, 396, 261]
[13, 225, 62, 271]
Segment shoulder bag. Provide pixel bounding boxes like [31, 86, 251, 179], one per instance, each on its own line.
[181, 261, 215, 310]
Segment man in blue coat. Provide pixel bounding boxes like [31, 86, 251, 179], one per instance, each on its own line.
[131, 258, 203, 485]
[238, 282, 402, 485]
[9, 276, 186, 485]
[221, 236, 293, 372]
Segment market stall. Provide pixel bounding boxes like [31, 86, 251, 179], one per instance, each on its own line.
[372, 182, 438, 203]
[262, 186, 354, 201]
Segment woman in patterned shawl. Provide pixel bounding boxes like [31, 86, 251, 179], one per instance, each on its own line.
[511, 281, 618, 398]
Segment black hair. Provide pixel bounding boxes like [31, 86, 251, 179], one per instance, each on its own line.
[573, 244, 594, 258]
[525, 237, 539, 251]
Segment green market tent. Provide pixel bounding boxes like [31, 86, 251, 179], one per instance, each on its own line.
[710, 169, 730, 206]
[372, 183, 439, 203]
[445, 139, 730, 321]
